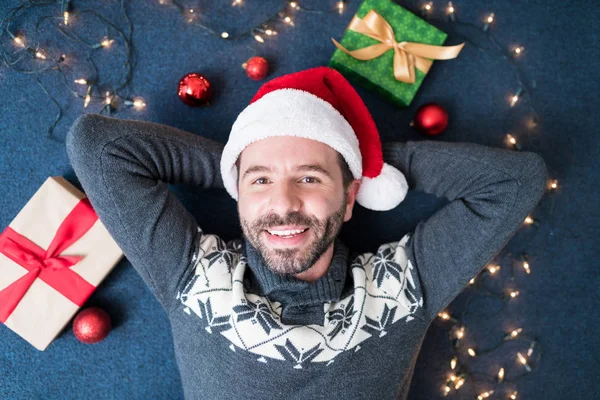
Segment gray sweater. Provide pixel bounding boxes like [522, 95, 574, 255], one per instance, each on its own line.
[66, 114, 548, 400]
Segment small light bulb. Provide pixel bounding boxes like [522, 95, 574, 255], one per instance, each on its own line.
[74, 79, 88, 85]
[524, 216, 534, 224]
[523, 261, 531, 274]
[454, 377, 465, 389]
[438, 311, 450, 320]
[232, 0, 242, 5]
[254, 34, 264, 43]
[498, 367, 505, 382]
[284, 16, 294, 25]
[337, 1, 344, 13]
[488, 265, 499, 274]
[14, 36, 25, 47]
[289, 1, 298, 9]
[510, 290, 519, 298]
[450, 357, 457, 369]
[550, 179, 558, 190]
[510, 391, 519, 399]
[487, 12, 495, 23]
[507, 133, 517, 144]
[511, 328, 523, 338]
[84, 94, 91, 108]
[477, 390, 494, 399]
[424, 2, 433, 11]
[221, 32, 229, 38]
[514, 46, 524, 55]
[467, 348, 476, 357]
[105, 91, 112, 105]
[102, 38, 115, 48]
[35, 50, 47, 59]
[447, 2, 455, 14]
[189, 8, 194, 13]
[64, 11, 69, 25]
[133, 98, 146, 109]
[265, 29, 273, 35]
[469, 277, 475, 284]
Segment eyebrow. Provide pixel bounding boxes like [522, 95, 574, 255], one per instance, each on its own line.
[241, 164, 334, 182]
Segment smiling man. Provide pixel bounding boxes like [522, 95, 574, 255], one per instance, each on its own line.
[236, 135, 359, 280]
[66, 66, 548, 400]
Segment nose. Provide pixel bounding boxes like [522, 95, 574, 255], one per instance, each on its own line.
[268, 180, 302, 215]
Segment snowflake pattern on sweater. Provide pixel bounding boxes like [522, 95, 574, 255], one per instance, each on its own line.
[177, 228, 424, 369]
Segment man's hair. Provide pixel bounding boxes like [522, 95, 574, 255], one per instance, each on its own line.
[235, 151, 354, 193]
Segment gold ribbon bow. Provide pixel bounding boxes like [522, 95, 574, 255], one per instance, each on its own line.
[331, 9, 465, 84]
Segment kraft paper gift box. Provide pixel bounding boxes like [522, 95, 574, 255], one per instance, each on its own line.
[329, 0, 464, 107]
[0, 176, 123, 351]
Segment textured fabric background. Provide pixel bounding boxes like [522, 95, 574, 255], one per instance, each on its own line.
[0, 0, 598, 399]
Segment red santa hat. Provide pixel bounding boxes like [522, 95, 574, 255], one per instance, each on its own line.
[220, 66, 408, 211]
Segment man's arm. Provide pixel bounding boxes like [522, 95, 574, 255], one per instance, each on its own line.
[382, 140, 548, 324]
[66, 114, 224, 312]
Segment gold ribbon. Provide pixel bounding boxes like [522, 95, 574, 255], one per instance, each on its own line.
[331, 9, 465, 84]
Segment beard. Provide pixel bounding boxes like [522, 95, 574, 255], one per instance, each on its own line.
[239, 197, 347, 276]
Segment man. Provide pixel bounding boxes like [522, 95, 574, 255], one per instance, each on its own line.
[66, 67, 548, 400]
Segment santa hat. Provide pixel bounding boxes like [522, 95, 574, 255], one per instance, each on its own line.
[220, 66, 408, 211]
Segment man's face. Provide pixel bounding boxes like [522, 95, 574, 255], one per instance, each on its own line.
[236, 136, 359, 276]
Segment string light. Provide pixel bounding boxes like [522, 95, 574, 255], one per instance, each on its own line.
[13, 35, 25, 47]
[483, 12, 495, 31]
[497, 367, 505, 382]
[467, 348, 477, 357]
[487, 264, 500, 274]
[549, 179, 558, 190]
[337, 1, 344, 14]
[477, 389, 494, 399]
[35, 49, 47, 59]
[510, 391, 519, 399]
[513, 45, 525, 57]
[221, 32, 229, 39]
[101, 38, 115, 48]
[289, 1, 299, 10]
[421, 1, 433, 17]
[84, 86, 92, 108]
[74, 79, 88, 85]
[517, 352, 532, 372]
[509, 290, 520, 299]
[506, 133, 522, 150]
[254, 34, 264, 43]
[446, 2, 455, 21]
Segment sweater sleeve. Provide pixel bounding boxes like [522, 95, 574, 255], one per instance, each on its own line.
[66, 114, 225, 312]
[382, 140, 548, 324]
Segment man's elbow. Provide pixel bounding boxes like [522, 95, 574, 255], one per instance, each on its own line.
[66, 114, 108, 177]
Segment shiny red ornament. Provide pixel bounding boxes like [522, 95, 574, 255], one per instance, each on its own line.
[243, 56, 269, 81]
[178, 72, 213, 107]
[411, 103, 449, 136]
[72, 307, 112, 344]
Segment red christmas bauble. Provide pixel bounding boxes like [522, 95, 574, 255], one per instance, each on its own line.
[72, 307, 112, 344]
[243, 56, 269, 81]
[411, 103, 449, 136]
[178, 72, 213, 107]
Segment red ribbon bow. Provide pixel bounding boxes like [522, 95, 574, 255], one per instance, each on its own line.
[0, 198, 98, 323]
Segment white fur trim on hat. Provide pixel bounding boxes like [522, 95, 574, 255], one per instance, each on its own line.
[221, 88, 363, 200]
[355, 163, 409, 211]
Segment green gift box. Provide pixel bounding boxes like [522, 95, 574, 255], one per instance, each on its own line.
[329, 0, 456, 107]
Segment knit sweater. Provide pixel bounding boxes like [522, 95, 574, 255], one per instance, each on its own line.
[66, 114, 548, 400]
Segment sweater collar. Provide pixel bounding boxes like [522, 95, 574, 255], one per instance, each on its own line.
[242, 236, 350, 306]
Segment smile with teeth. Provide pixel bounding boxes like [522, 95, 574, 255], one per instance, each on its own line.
[266, 228, 309, 238]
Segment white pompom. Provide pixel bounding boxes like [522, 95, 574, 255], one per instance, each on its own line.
[355, 163, 409, 211]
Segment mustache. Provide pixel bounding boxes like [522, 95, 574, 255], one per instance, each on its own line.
[254, 211, 316, 230]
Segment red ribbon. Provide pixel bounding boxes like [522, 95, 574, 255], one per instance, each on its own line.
[0, 197, 98, 323]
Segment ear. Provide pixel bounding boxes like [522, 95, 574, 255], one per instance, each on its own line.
[343, 179, 362, 222]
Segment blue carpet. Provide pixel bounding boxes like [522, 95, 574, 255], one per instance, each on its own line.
[1, 0, 598, 399]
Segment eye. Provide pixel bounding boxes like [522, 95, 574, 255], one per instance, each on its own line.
[252, 177, 269, 185]
[301, 176, 320, 184]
